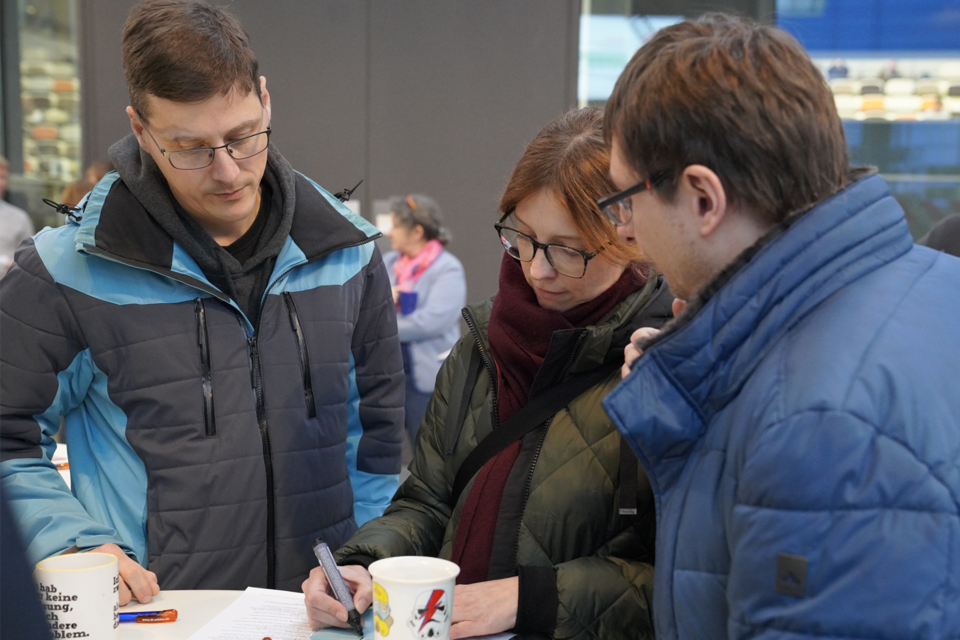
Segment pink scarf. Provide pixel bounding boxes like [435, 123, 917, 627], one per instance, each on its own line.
[393, 239, 444, 291]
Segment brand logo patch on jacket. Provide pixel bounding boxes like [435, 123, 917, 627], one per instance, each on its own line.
[775, 553, 808, 597]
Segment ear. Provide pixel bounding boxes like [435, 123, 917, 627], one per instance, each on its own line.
[259, 76, 272, 122]
[680, 165, 727, 238]
[412, 224, 426, 242]
[126, 106, 149, 150]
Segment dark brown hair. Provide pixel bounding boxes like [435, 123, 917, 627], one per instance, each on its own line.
[122, 0, 259, 121]
[605, 14, 849, 225]
[500, 107, 643, 268]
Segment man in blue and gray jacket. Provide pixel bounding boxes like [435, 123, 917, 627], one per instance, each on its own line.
[0, 0, 403, 602]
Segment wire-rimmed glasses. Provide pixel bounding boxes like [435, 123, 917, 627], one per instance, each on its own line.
[138, 111, 271, 170]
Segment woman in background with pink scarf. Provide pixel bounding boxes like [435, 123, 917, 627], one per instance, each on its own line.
[384, 194, 466, 444]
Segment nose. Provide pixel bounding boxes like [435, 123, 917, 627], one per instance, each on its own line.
[207, 147, 242, 183]
[528, 248, 556, 279]
[615, 221, 636, 246]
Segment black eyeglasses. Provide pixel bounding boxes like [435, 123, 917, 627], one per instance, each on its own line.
[494, 213, 603, 279]
[138, 110, 271, 170]
[597, 172, 667, 227]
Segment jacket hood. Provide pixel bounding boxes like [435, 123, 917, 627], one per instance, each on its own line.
[622, 170, 914, 436]
[106, 133, 294, 280]
[71, 136, 378, 298]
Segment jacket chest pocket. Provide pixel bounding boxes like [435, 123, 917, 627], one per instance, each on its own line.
[194, 298, 217, 437]
[283, 292, 317, 418]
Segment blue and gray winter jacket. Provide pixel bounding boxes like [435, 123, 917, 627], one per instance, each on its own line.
[604, 171, 960, 638]
[0, 165, 404, 591]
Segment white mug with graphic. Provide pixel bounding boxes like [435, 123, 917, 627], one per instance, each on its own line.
[368, 556, 460, 640]
[35, 552, 120, 639]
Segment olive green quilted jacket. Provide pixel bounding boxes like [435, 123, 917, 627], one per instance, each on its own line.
[336, 275, 672, 639]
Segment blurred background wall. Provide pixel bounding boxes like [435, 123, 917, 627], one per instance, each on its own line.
[73, 0, 580, 304]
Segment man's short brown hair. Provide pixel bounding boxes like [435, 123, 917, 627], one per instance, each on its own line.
[605, 14, 849, 225]
[122, 0, 259, 121]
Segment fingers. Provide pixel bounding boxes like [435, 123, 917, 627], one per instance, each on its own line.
[119, 557, 158, 604]
[118, 576, 133, 607]
[303, 566, 349, 630]
[339, 566, 373, 613]
[672, 298, 687, 317]
[91, 543, 158, 604]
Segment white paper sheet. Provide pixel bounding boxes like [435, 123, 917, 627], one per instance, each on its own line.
[187, 587, 312, 640]
[186, 587, 516, 640]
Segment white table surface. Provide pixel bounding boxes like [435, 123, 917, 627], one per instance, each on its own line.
[118, 590, 243, 639]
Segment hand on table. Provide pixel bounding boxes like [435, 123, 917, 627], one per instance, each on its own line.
[449, 576, 518, 639]
[86, 543, 159, 605]
[303, 564, 372, 630]
[621, 298, 688, 379]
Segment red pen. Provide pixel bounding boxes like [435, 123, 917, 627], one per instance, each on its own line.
[118, 609, 178, 623]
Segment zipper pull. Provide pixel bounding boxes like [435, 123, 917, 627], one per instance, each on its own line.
[247, 337, 258, 389]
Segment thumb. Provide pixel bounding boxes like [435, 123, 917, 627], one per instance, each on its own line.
[672, 298, 687, 317]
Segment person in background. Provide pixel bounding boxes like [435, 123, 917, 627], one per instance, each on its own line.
[601, 14, 960, 638]
[1, 0, 402, 604]
[304, 107, 671, 640]
[60, 159, 116, 207]
[826, 58, 848, 80]
[919, 213, 960, 257]
[0, 154, 35, 279]
[85, 158, 115, 184]
[384, 194, 465, 442]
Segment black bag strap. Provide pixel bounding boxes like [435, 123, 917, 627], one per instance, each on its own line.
[451, 358, 622, 506]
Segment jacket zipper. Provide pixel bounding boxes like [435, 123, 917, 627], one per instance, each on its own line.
[462, 308, 500, 430]
[283, 292, 317, 419]
[511, 423, 549, 570]
[194, 299, 217, 437]
[87, 234, 380, 591]
[247, 235, 379, 590]
[510, 329, 585, 570]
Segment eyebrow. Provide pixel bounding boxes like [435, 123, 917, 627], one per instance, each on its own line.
[512, 214, 583, 245]
[167, 116, 263, 146]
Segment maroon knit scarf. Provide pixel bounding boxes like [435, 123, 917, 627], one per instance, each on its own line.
[450, 254, 643, 584]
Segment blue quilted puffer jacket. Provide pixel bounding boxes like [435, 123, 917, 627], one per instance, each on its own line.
[604, 172, 960, 639]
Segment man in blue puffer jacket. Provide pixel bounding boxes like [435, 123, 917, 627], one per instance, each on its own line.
[598, 14, 960, 639]
[0, 0, 402, 604]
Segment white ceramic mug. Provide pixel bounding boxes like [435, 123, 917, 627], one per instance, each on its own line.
[35, 552, 120, 639]
[368, 557, 460, 640]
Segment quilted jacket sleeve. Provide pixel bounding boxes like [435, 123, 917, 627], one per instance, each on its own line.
[0, 239, 134, 565]
[347, 245, 405, 525]
[336, 335, 467, 564]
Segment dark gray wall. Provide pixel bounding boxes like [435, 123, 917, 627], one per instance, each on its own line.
[78, 0, 580, 304]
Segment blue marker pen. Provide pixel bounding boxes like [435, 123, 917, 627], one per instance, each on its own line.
[312, 538, 363, 638]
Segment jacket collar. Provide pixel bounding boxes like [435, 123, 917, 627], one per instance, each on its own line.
[73, 154, 378, 288]
[630, 172, 914, 441]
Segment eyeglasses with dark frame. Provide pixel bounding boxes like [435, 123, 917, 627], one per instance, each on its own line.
[494, 212, 604, 279]
[137, 110, 272, 171]
[597, 172, 667, 227]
